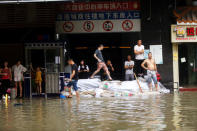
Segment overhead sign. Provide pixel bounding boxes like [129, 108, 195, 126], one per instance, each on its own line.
[56, 1, 141, 34]
[83, 21, 94, 32]
[171, 25, 197, 43]
[63, 22, 74, 32]
[62, 1, 140, 12]
[122, 20, 133, 31]
[103, 21, 113, 31]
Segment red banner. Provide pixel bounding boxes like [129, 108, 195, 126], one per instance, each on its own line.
[63, 1, 140, 12]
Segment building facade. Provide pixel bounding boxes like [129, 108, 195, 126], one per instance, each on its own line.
[0, 0, 176, 89]
[171, 7, 197, 88]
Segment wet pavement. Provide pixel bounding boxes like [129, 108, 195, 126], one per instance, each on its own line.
[0, 92, 197, 131]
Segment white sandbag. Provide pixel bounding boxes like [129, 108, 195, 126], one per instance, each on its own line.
[76, 79, 170, 98]
[77, 79, 101, 91]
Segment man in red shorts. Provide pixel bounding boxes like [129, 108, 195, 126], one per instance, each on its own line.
[90, 44, 112, 80]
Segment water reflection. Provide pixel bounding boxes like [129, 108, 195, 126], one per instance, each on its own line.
[172, 91, 182, 131]
[0, 93, 197, 131]
[172, 92, 197, 131]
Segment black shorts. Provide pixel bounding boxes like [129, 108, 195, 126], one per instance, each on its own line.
[2, 79, 10, 88]
[2, 79, 10, 95]
[135, 59, 145, 76]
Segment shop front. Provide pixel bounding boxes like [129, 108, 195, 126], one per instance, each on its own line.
[25, 42, 64, 96]
[171, 25, 197, 88]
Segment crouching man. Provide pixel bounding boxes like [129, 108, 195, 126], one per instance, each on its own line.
[67, 59, 79, 98]
[141, 52, 158, 91]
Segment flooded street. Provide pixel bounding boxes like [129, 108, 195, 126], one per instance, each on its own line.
[0, 92, 197, 131]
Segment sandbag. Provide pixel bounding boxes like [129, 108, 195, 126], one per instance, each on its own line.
[75, 79, 170, 98]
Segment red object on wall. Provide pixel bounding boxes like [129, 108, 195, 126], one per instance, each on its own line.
[156, 72, 161, 82]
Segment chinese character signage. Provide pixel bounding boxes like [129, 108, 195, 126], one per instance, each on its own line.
[171, 25, 197, 42]
[62, 1, 140, 12]
[56, 1, 141, 34]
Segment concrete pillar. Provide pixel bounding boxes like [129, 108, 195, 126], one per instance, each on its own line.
[172, 43, 179, 89]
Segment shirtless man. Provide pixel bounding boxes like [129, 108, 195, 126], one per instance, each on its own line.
[141, 52, 158, 91]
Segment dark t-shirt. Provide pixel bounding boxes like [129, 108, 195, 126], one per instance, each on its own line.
[71, 64, 78, 80]
[95, 49, 104, 62]
[107, 65, 113, 73]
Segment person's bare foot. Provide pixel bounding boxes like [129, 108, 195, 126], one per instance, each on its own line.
[67, 95, 72, 98]
[107, 77, 113, 81]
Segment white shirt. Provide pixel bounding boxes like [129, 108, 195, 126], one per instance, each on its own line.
[134, 45, 144, 60]
[125, 61, 134, 74]
[12, 64, 27, 81]
[78, 65, 89, 71]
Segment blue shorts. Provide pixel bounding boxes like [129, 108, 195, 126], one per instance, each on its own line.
[67, 80, 78, 91]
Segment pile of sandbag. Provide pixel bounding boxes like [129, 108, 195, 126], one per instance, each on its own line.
[76, 78, 170, 98]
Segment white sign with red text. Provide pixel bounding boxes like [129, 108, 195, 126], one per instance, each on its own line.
[171, 25, 197, 43]
[56, 19, 140, 33]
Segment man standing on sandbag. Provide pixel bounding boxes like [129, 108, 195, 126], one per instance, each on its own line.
[134, 40, 145, 77]
[124, 55, 135, 81]
[90, 44, 112, 81]
[141, 52, 158, 91]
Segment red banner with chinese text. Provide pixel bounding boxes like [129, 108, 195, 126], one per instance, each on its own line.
[63, 1, 140, 12]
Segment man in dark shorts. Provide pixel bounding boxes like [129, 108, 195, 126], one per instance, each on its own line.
[134, 40, 145, 77]
[67, 59, 79, 98]
[90, 44, 112, 80]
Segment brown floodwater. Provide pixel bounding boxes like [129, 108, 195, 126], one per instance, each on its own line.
[0, 92, 197, 131]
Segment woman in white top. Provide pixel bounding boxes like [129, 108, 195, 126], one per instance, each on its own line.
[134, 40, 145, 76]
[12, 60, 27, 98]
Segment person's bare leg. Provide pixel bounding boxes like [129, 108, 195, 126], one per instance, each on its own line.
[39, 82, 42, 94]
[90, 69, 101, 78]
[105, 70, 112, 80]
[103, 65, 112, 80]
[19, 81, 22, 97]
[90, 63, 101, 78]
[68, 88, 72, 98]
[149, 83, 153, 91]
[155, 84, 158, 91]
[76, 91, 79, 98]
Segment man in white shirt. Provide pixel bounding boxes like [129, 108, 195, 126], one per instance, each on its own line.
[134, 40, 145, 76]
[124, 55, 135, 81]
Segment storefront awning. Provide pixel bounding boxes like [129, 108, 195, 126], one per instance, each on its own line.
[173, 7, 197, 25]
